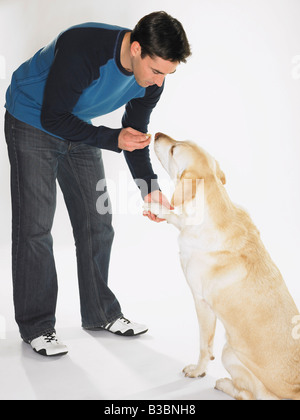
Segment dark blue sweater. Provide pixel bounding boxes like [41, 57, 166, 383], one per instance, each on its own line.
[5, 22, 163, 197]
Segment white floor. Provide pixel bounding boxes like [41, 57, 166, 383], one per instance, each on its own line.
[0, 325, 232, 401]
[1, 208, 299, 401]
[0, 237, 233, 401]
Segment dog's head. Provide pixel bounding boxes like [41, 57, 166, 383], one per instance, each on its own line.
[154, 133, 226, 208]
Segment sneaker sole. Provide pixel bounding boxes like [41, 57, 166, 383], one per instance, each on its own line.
[33, 348, 69, 357]
[113, 329, 148, 337]
[84, 327, 148, 336]
[83, 327, 148, 337]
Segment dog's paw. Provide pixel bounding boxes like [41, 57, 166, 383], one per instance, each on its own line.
[215, 378, 232, 392]
[183, 364, 206, 378]
[143, 202, 172, 217]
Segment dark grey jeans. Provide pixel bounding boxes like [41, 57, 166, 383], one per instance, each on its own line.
[5, 112, 122, 342]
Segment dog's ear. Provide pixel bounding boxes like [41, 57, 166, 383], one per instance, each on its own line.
[216, 161, 226, 185]
[171, 170, 199, 207]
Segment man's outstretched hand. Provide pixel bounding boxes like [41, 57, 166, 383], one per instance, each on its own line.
[118, 127, 151, 152]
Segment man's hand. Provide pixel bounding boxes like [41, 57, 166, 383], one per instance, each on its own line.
[118, 127, 151, 152]
[143, 190, 174, 223]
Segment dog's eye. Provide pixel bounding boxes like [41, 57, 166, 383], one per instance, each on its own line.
[170, 145, 176, 156]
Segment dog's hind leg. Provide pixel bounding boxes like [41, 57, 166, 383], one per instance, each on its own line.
[216, 343, 280, 400]
[183, 297, 217, 378]
[215, 378, 254, 400]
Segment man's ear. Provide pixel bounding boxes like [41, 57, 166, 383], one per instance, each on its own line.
[130, 41, 141, 57]
[216, 161, 226, 185]
[171, 170, 200, 207]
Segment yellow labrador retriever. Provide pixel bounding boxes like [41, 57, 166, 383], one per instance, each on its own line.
[145, 133, 300, 400]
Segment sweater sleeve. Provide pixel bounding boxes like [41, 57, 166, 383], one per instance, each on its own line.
[40, 29, 122, 153]
[122, 83, 164, 198]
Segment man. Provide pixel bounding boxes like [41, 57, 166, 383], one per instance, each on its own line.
[4, 11, 191, 357]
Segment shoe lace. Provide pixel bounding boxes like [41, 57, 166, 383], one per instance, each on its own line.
[43, 333, 58, 343]
[120, 317, 130, 324]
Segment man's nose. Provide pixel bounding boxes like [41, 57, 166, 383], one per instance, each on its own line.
[155, 75, 165, 87]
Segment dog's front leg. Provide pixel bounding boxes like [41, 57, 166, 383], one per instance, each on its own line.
[143, 203, 183, 230]
[183, 296, 217, 378]
[163, 213, 183, 230]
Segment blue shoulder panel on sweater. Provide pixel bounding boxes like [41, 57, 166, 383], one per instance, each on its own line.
[5, 23, 145, 140]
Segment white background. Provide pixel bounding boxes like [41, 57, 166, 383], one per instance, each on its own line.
[0, 0, 299, 400]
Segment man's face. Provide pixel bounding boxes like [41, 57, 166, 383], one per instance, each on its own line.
[131, 42, 178, 88]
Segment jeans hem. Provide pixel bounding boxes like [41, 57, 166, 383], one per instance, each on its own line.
[21, 328, 56, 344]
[82, 313, 123, 330]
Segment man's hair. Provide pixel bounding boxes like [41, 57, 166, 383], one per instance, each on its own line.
[131, 11, 191, 63]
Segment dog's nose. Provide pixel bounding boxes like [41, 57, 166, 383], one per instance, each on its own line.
[155, 132, 162, 141]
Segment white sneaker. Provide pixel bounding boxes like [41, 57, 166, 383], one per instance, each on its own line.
[104, 316, 148, 336]
[30, 333, 68, 357]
